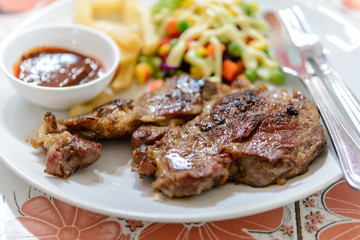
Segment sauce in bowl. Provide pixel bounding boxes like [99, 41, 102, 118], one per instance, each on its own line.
[13, 46, 104, 87]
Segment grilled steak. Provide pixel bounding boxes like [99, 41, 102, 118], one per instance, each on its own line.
[226, 89, 326, 187]
[131, 86, 326, 197]
[63, 75, 218, 140]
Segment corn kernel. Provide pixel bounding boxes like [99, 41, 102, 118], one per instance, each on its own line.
[249, 1, 259, 12]
[135, 62, 154, 84]
[235, 0, 243, 7]
[195, 7, 203, 14]
[190, 65, 204, 78]
[157, 43, 171, 57]
[181, 0, 194, 8]
[195, 45, 206, 57]
[185, 16, 196, 26]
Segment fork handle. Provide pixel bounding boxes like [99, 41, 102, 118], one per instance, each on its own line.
[315, 59, 360, 131]
[303, 74, 360, 190]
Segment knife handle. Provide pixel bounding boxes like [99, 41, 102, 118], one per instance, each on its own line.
[315, 59, 360, 131]
[303, 73, 360, 190]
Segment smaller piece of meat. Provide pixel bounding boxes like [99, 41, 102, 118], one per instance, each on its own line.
[32, 112, 102, 178]
[43, 132, 102, 178]
[63, 99, 138, 140]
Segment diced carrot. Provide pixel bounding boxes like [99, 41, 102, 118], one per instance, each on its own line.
[246, 36, 254, 44]
[166, 18, 180, 37]
[205, 43, 226, 57]
[149, 79, 164, 91]
[236, 60, 245, 74]
[222, 59, 239, 82]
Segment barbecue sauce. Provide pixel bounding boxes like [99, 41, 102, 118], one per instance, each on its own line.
[13, 46, 104, 87]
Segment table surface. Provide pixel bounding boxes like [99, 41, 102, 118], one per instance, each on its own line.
[0, 0, 360, 239]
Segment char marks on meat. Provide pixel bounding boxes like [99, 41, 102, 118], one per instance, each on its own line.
[132, 86, 326, 197]
[226, 89, 326, 187]
[133, 75, 217, 125]
[31, 113, 102, 178]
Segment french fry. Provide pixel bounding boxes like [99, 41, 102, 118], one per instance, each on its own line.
[122, 0, 142, 29]
[137, 6, 159, 55]
[68, 89, 113, 117]
[74, 0, 159, 96]
[92, 0, 124, 14]
[111, 55, 137, 92]
[121, 0, 158, 55]
[74, 0, 94, 26]
[92, 20, 142, 52]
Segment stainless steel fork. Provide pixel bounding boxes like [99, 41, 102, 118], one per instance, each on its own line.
[279, 5, 360, 131]
[275, 8, 360, 190]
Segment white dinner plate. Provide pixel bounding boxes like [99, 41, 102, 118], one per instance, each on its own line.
[0, 0, 358, 222]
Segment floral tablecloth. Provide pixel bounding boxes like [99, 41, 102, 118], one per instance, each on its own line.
[0, 0, 359, 239]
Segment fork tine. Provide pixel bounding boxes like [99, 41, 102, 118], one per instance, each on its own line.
[279, 9, 302, 45]
[292, 6, 312, 34]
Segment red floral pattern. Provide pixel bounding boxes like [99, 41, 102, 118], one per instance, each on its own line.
[323, 181, 360, 219]
[304, 222, 319, 234]
[280, 225, 294, 236]
[138, 207, 284, 240]
[306, 211, 325, 224]
[4, 196, 121, 240]
[317, 180, 360, 239]
[303, 197, 316, 208]
[126, 220, 144, 232]
[318, 222, 360, 239]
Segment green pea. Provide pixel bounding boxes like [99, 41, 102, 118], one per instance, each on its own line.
[195, 51, 204, 58]
[150, 56, 162, 68]
[177, 19, 189, 32]
[228, 42, 242, 58]
[270, 68, 285, 85]
[242, 3, 253, 16]
[244, 69, 257, 83]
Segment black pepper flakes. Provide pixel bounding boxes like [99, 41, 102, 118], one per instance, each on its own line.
[286, 106, 299, 116]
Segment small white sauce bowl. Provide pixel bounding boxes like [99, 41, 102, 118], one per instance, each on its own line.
[0, 23, 120, 110]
